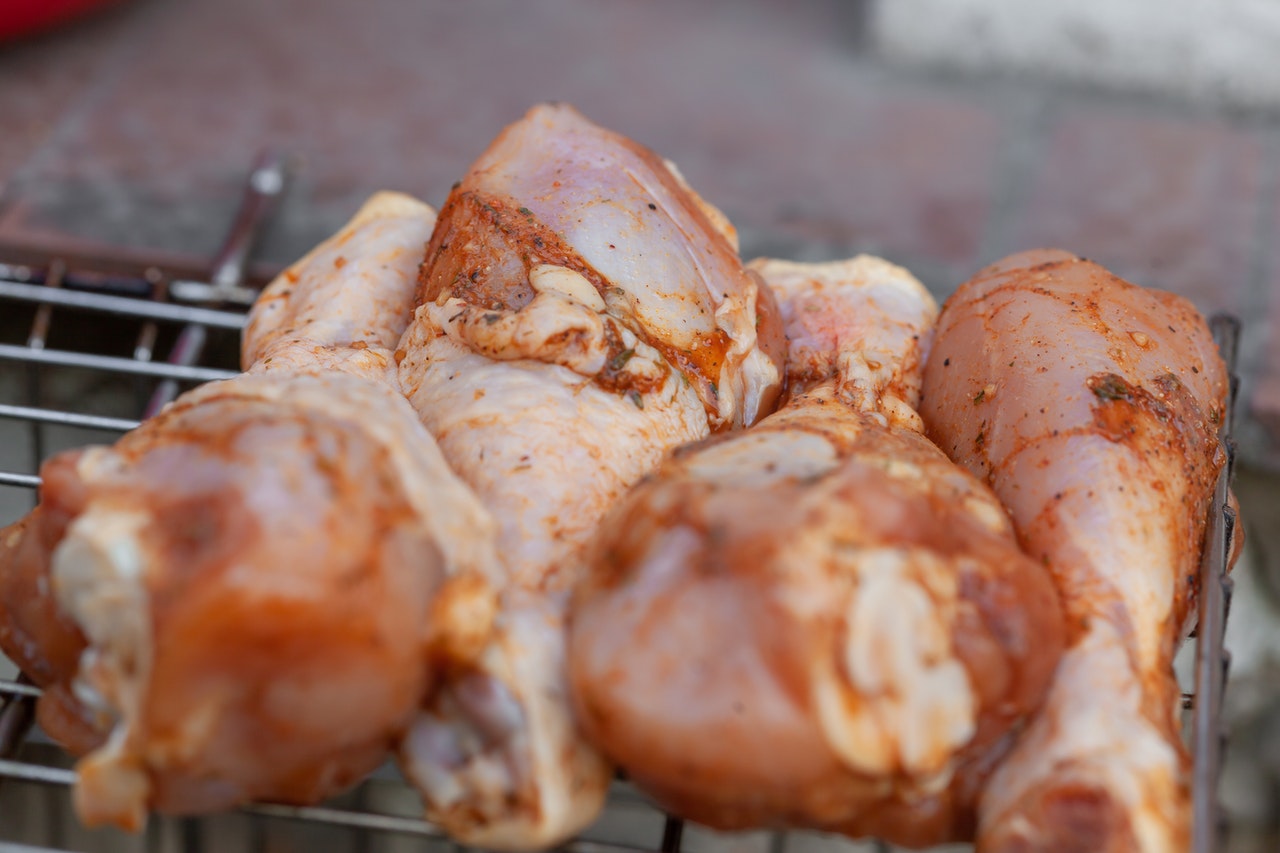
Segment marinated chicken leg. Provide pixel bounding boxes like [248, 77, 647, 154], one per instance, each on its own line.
[0, 194, 499, 829]
[395, 103, 786, 849]
[919, 250, 1233, 852]
[568, 257, 1064, 847]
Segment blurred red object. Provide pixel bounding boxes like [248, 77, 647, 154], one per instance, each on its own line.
[0, 0, 122, 42]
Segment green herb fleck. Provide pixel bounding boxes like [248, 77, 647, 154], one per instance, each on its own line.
[1090, 374, 1130, 402]
[609, 348, 636, 371]
[483, 313, 502, 325]
[518, 206, 533, 216]
[627, 390, 644, 409]
[973, 388, 986, 404]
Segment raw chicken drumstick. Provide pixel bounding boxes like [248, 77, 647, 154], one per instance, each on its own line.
[919, 250, 1234, 852]
[568, 256, 1065, 847]
[0, 193, 499, 830]
[395, 103, 786, 849]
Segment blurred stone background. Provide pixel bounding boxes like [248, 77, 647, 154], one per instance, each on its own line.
[4, 0, 1280, 466]
[2, 0, 1280, 850]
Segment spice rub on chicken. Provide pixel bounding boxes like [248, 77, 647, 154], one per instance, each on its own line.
[0, 194, 500, 831]
[414, 102, 784, 430]
[395, 103, 786, 850]
[568, 256, 1065, 848]
[920, 249, 1236, 853]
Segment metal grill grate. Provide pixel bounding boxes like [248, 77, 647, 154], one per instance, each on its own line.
[0, 158, 1240, 853]
[0, 156, 688, 853]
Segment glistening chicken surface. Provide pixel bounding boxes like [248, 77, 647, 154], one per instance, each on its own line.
[0, 102, 1240, 853]
[0, 194, 500, 829]
[569, 256, 1065, 847]
[395, 103, 786, 850]
[920, 249, 1236, 853]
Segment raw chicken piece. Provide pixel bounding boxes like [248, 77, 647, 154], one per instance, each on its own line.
[395, 103, 786, 849]
[568, 256, 1064, 847]
[0, 194, 500, 830]
[919, 250, 1233, 852]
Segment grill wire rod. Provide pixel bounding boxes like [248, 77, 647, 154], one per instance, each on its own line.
[0, 159, 686, 853]
[0, 170, 1242, 852]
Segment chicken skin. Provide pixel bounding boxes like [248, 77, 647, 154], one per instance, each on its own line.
[568, 256, 1064, 847]
[395, 103, 786, 849]
[0, 193, 499, 830]
[919, 250, 1233, 852]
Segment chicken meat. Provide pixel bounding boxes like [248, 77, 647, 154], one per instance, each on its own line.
[568, 256, 1065, 847]
[919, 249, 1234, 852]
[395, 103, 786, 849]
[0, 193, 499, 829]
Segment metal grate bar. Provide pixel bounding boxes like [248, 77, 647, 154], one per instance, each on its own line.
[0, 758, 661, 852]
[0, 403, 138, 433]
[660, 817, 684, 853]
[0, 676, 36, 759]
[1190, 314, 1242, 853]
[0, 344, 238, 383]
[0, 682, 41, 700]
[25, 261, 64, 352]
[0, 237, 282, 289]
[0, 759, 75, 787]
[0, 840, 73, 853]
[0, 167, 1239, 853]
[241, 803, 449, 839]
[0, 473, 41, 489]
[0, 280, 246, 330]
[143, 150, 285, 418]
[131, 271, 167, 363]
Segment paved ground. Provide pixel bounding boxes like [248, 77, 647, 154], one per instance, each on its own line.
[3, 0, 1280, 466]
[2, 1, 1280, 849]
